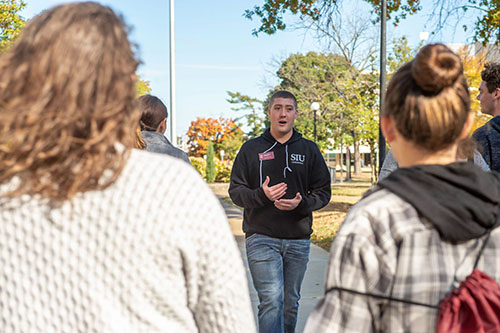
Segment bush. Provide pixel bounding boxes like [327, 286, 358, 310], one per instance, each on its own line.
[189, 156, 233, 183]
[215, 159, 232, 182]
[189, 157, 206, 177]
[205, 142, 216, 182]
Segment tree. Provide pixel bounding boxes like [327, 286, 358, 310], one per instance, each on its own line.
[455, 45, 490, 133]
[136, 76, 152, 96]
[0, 0, 26, 52]
[205, 141, 216, 182]
[219, 135, 245, 160]
[226, 91, 266, 138]
[272, 51, 354, 152]
[387, 36, 423, 74]
[186, 117, 243, 157]
[245, 1, 500, 45]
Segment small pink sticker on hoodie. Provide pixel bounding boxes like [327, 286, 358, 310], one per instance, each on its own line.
[259, 152, 275, 161]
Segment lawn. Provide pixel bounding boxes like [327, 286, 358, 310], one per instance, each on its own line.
[311, 171, 373, 251]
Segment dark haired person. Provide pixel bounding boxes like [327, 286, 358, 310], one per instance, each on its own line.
[229, 90, 331, 333]
[0, 3, 254, 332]
[472, 62, 500, 172]
[305, 44, 500, 332]
[138, 94, 190, 164]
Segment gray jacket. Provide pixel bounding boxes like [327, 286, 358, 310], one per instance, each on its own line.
[379, 149, 490, 181]
[141, 131, 191, 164]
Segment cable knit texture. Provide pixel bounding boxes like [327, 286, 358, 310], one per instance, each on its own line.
[0, 149, 255, 332]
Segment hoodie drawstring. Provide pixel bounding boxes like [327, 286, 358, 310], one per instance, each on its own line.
[284, 145, 292, 178]
[260, 142, 278, 186]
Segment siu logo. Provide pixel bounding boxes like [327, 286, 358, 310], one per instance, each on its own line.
[290, 153, 305, 164]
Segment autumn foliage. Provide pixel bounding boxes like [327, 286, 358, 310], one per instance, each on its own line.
[455, 46, 491, 133]
[186, 117, 243, 157]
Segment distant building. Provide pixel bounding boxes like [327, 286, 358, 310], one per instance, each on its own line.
[474, 42, 500, 62]
[447, 42, 500, 62]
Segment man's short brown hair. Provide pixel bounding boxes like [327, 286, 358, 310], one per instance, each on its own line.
[481, 62, 500, 93]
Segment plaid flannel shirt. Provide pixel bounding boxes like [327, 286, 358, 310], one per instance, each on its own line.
[305, 188, 500, 333]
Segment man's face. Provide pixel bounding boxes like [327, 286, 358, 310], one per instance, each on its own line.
[268, 97, 298, 137]
[477, 81, 496, 116]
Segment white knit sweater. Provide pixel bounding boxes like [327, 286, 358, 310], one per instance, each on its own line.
[0, 149, 256, 332]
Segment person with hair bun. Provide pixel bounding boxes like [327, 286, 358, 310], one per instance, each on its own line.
[305, 44, 500, 332]
[0, 2, 254, 332]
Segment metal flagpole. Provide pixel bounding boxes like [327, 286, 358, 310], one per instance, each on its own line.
[169, 0, 177, 146]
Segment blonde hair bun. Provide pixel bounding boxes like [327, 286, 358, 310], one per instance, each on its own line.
[412, 43, 462, 93]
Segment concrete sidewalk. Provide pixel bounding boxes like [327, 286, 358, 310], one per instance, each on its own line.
[219, 198, 329, 333]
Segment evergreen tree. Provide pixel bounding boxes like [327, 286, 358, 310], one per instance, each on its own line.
[205, 141, 216, 182]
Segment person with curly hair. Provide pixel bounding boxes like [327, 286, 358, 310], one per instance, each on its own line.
[0, 2, 254, 332]
[305, 44, 500, 332]
[472, 62, 500, 172]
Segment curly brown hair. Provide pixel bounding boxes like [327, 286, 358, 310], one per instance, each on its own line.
[0, 2, 140, 201]
[481, 62, 500, 93]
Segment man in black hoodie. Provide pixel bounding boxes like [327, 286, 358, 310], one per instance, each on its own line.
[229, 90, 331, 333]
[472, 62, 500, 172]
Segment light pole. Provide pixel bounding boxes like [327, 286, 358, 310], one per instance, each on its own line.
[379, 0, 387, 174]
[310, 102, 320, 143]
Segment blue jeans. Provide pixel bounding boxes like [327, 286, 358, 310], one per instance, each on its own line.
[246, 233, 310, 333]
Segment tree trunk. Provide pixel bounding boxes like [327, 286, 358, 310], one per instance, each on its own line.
[370, 143, 377, 185]
[354, 136, 361, 175]
[346, 147, 351, 180]
[339, 141, 344, 182]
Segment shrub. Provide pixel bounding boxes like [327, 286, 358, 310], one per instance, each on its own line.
[205, 141, 216, 182]
[215, 159, 232, 182]
[189, 157, 206, 177]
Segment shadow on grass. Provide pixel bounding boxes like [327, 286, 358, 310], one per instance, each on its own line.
[319, 201, 354, 213]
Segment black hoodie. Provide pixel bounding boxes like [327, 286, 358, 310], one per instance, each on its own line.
[229, 128, 331, 239]
[376, 162, 500, 242]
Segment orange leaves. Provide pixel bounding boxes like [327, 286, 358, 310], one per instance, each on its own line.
[186, 117, 242, 157]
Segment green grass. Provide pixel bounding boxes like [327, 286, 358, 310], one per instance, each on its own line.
[311, 179, 372, 251]
[331, 185, 370, 197]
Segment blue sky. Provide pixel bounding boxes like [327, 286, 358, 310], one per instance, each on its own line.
[22, 0, 473, 140]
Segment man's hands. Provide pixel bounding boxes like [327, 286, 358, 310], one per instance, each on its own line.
[274, 192, 302, 211]
[262, 176, 287, 201]
[262, 176, 302, 211]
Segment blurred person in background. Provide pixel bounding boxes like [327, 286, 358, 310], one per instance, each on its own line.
[0, 2, 254, 332]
